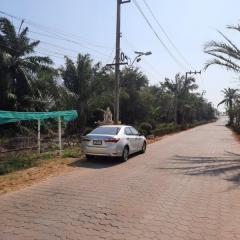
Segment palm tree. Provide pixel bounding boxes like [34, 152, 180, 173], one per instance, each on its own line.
[218, 88, 238, 125]
[0, 17, 53, 110]
[163, 73, 198, 124]
[204, 25, 240, 72]
[60, 54, 94, 133]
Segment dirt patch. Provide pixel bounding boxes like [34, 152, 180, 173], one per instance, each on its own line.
[147, 136, 163, 144]
[0, 156, 83, 195]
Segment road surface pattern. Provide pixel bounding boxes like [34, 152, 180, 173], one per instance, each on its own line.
[1, 118, 240, 240]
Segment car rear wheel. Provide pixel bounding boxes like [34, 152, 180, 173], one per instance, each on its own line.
[140, 141, 146, 154]
[121, 146, 129, 162]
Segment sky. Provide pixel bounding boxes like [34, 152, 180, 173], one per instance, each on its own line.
[1, 0, 240, 110]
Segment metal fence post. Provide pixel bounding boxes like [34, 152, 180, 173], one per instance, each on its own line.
[58, 116, 62, 156]
[37, 119, 40, 154]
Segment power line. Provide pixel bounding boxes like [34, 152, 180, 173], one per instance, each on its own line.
[0, 13, 113, 61]
[0, 23, 110, 63]
[142, 0, 193, 68]
[27, 37, 111, 60]
[105, 47, 115, 64]
[28, 29, 109, 58]
[132, 0, 187, 70]
[0, 10, 111, 51]
[37, 50, 74, 61]
[38, 47, 76, 59]
[0, 40, 107, 66]
[0, 42, 77, 62]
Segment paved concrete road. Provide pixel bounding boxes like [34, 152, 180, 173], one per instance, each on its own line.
[1, 119, 240, 240]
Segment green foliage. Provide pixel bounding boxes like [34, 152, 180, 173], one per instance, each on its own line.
[83, 127, 94, 135]
[139, 122, 153, 136]
[0, 16, 216, 138]
[0, 152, 54, 175]
[218, 88, 238, 125]
[152, 121, 211, 137]
[0, 17, 54, 112]
[204, 25, 240, 72]
[62, 149, 80, 158]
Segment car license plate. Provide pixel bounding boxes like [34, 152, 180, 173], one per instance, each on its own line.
[93, 140, 102, 145]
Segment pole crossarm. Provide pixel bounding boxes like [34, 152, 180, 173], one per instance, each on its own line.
[185, 70, 201, 79]
[121, 0, 131, 4]
[106, 62, 128, 67]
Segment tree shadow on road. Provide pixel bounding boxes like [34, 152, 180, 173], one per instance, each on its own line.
[69, 157, 122, 169]
[158, 151, 240, 186]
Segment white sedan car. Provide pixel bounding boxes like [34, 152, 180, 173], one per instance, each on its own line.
[82, 125, 146, 161]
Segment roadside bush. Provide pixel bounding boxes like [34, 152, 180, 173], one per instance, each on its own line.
[139, 122, 153, 136]
[62, 148, 80, 158]
[0, 152, 54, 175]
[152, 121, 210, 137]
[83, 127, 94, 135]
[152, 125, 180, 136]
[230, 124, 240, 134]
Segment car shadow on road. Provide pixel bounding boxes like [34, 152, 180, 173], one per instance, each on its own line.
[157, 151, 240, 186]
[69, 157, 123, 169]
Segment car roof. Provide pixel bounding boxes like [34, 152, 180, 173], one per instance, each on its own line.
[98, 125, 131, 128]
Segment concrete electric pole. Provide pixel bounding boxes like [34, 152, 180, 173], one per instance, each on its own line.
[114, 0, 130, 123]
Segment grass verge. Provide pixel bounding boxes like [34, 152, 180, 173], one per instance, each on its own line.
[0, 148, 81, 176]
[0, 147, 83, 195]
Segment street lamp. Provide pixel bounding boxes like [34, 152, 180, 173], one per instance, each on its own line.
[129, 51, 152, 67]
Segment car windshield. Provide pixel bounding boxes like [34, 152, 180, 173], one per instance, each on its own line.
[89, 127, 121, 135]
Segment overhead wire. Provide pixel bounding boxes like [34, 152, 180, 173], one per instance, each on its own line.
[141, 0, 193, 69]
[28, 29, 110, 57]
[0, 13, 113, 63]
[0, 10, 111, 56]
[0, 41, 77, 62]
[132, 0, 188, 71]
[21, 35, 108, 61]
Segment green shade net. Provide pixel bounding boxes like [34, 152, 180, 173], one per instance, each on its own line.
[0, 110, 78, 124]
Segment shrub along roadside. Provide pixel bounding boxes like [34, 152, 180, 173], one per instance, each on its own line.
[228, 124, 240, 135]
[151, 120, 215, 137]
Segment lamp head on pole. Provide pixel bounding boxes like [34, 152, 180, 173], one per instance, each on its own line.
[144, 51, 152, 56]
[134, 51, 152, 56]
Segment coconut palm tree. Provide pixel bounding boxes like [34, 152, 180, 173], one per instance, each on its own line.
[60, 54, 95, 133]
[0, 17, 53, 110]
[163, 73, 198, 124]
[204, 25, 240, 72]
[218, 88, 238, 125]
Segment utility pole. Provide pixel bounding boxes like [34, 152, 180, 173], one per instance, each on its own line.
[114, 0, 130, 123]
[174, 77, 179, 126]
[185, 70, 201, 81]
[184, 71, 202, 123]
[174, 70, 202, 125]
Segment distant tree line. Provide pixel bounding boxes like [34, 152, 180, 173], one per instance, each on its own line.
[0, 17, 216, 136]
